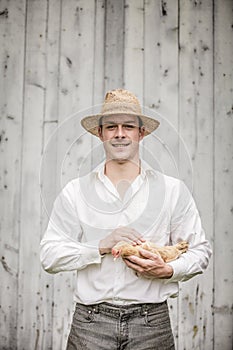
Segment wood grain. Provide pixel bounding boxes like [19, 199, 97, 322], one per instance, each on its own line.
[0, 1, 232, 348]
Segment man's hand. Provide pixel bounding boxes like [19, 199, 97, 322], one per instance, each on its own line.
[99, 227, 145, 255]
[123, 248, 173, 279]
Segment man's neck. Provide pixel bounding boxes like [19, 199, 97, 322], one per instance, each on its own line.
[104, 159, 141, 186]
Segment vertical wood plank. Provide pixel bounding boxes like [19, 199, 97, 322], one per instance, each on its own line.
[143, 1, 179, 345]
[57, 0, 96, 188]
[40, 123, 56, 349]
[178, 0, 214, 348]
[53, 1, 96, 348]
[92, 0, 105, 105]
[39, 123, 57, 350]
[0, 0, 26, 348]
[91, 0, 105, 169]
[17, 0, 48, 348]
[38, 0, 62, 349]
[214, 0, 233, 348]
[144, 0, 179, 121]
[143, 0, 179, 184]
[104, 0, 125, 91]
[124, 0, 144, 100]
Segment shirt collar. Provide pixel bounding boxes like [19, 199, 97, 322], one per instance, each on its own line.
[93, 159, 157, 181]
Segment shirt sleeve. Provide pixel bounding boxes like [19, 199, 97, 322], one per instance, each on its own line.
[40, 181, 102, 274]
[165, 181, 212, 283]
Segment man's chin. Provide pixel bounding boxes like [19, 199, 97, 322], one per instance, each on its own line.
[112, 158, 128, 164]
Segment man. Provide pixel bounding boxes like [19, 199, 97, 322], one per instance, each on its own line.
[40, 89, 212, 349]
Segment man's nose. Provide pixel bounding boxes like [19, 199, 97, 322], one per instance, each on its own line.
[115, 125, 126, 138]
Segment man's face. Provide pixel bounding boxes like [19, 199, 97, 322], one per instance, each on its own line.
[98, 115, 145, 162]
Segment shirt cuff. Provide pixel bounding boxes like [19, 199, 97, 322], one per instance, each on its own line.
[80, 239, 103, 265]
[164, 256, 188, 283]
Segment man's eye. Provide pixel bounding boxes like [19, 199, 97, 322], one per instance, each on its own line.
[106, 125, 116, 130]
[124, 125, 135, 129]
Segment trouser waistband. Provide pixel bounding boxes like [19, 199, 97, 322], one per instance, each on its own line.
[76, 301, 167, 317]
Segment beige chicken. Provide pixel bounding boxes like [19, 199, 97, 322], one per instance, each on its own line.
[112, 241, 189, 263]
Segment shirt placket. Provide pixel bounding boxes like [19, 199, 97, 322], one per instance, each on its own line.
[112, 259, 128, 304]
[97, 169, 149, 303]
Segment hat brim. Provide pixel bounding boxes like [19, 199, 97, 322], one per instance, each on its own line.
[81, 112, 160, 137]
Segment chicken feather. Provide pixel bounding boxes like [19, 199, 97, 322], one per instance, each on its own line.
[112, 241, 189, 263]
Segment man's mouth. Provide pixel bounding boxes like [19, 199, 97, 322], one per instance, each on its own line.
[111, 143, 130, 147]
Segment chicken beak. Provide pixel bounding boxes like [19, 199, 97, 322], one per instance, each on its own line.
[112, 248, 120, 259]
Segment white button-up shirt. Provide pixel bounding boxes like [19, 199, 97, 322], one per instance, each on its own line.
[40, 162, 212, 305]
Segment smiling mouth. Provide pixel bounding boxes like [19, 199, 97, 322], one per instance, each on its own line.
[111, 143, 130, 147]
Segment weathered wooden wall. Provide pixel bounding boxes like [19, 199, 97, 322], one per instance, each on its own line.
[0, 0, 232, 349]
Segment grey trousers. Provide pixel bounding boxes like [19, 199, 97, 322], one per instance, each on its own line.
[66, 301, 175, 350]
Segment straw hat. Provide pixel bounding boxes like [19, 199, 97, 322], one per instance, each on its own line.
[81, 89, 160, 137]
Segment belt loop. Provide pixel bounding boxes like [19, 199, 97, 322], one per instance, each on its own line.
[141, 304, 148, 315]
[92, 304, 99, 314]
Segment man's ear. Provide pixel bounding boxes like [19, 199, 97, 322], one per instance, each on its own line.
[98, 126, 103, 141]
[139, 126, 145, 141]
